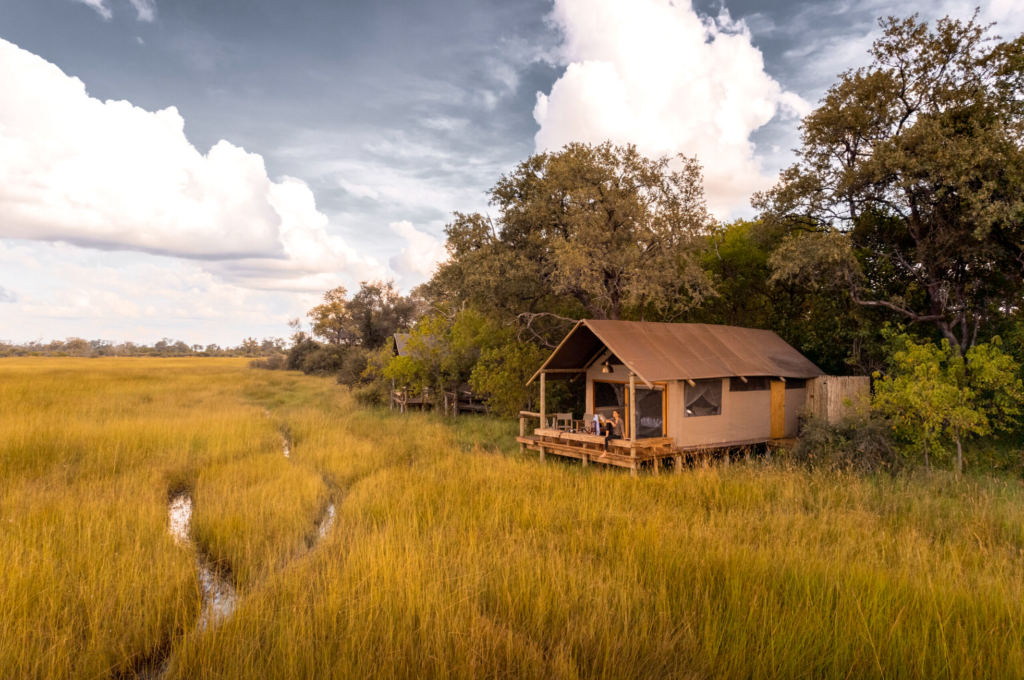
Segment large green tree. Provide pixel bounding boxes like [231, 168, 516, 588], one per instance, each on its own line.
[347, 280, 420, 349]
[307, 287, 359, 346]
[756, 14, 1024, 354]
[430, 142, 714, 346]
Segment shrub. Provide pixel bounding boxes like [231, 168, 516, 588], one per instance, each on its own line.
[351, 382, 388, 407]
[872, 329, 1023, 473]
[792, 416, 900, 474]
[286, 338, 321, 371]
[335, 347, 371, 386]
[286, 340, 350, 375]
[299, 344, 349, 375]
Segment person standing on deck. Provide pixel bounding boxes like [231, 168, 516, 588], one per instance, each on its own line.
[602, 411, 623, 453]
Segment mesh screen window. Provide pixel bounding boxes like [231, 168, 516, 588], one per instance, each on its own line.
[685, 379, 722, 417]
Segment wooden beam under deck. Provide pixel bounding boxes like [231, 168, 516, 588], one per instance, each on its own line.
[518, 431, 774, 475]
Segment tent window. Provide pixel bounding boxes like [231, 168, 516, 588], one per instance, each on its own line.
[685, 379, 722, 417]
[785, 379, 807, 390]
[635, 388, 664, 437]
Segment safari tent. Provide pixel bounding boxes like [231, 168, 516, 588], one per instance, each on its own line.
[525, 320, 825, 454]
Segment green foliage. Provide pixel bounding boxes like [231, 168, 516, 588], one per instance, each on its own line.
[347, 280, 420, 349]
[293, 279, 421, 380]
[791, 415, 899, 474]
[685, 220, 889, 374]
[307, 286, 359, 345]
[469, 336, 546, 418]
[334, 346, 371, 386]
[430, 142, 715, 347]
[872, 329, 1024, 472]
[756, 15, 1024, 353]
[285, 339, 349, 375]
[383, 310, 498, 404]
[350, 342, 397, 407]
[355, 310, 554, 417]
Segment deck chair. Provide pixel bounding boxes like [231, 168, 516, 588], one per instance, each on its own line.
[555, 413, 573, 432]
[582, 413, 597, 434]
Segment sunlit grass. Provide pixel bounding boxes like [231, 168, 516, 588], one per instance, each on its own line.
[3, 358, 1024, 678]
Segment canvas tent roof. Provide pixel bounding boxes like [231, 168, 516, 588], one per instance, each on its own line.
[393, 333, 410, 356]
[528, 320, 824, 386]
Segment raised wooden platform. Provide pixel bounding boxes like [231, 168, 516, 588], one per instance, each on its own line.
[518, 428, 778, 477]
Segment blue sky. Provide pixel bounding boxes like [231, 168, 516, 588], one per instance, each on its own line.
[0, 0, 1018, 345]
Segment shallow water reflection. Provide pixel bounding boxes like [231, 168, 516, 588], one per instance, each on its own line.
[318, 504, 335, 541]
[167, 493, 238, 631]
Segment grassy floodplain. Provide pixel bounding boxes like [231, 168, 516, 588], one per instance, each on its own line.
[3, 359, 1024, 679]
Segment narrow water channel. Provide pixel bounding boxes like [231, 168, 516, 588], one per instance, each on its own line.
[167, 493, 237, 630]
[318, 504, 335, 540]
[138, 422, 337, 677]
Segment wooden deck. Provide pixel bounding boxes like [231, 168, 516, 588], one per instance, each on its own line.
[518, 428, 674, 477]
[517, 427, 793, 477]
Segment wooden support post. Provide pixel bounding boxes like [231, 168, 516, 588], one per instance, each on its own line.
[653, 456, 660, 476]
[629, 372, 637, 443]
[582, 452, 589, 467]
[674, 454, 683, 474]
[519, 416, 526, 454]
[539, 444, 546, 463]
[630, 462, 638, 478]
[540, 372, 546, 431]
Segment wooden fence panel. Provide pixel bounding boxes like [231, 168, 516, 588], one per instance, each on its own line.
[805, 376, 871, 423]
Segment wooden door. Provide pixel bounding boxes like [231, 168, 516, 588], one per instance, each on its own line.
[770, 381, 786, 439]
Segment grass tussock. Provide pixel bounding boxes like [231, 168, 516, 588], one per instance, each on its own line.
[3, 358, 1024, 678]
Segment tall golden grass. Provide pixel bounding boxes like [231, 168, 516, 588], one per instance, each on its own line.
[3, 358, 1024, 678]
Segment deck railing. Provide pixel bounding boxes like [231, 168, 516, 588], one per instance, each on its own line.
[518, 411, 541, 452]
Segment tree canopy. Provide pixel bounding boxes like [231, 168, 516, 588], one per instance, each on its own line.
[756, 14, 1024, 354]
[307, 287, 358, 346]
[431, 142, 715, 346]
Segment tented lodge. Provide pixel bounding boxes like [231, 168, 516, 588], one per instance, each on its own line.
[518, 320, 829, 474]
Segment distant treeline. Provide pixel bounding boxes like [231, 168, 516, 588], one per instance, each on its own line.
[0, 336, 287, 358]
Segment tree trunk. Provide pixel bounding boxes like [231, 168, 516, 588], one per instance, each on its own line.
[924, 439, 930, 473]
[954, 426, 963, 475]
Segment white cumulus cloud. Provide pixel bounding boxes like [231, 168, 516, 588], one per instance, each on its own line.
[0, 38, 384, 292]
[388, 221, 447, 280]
[534, 0, 810, 218]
